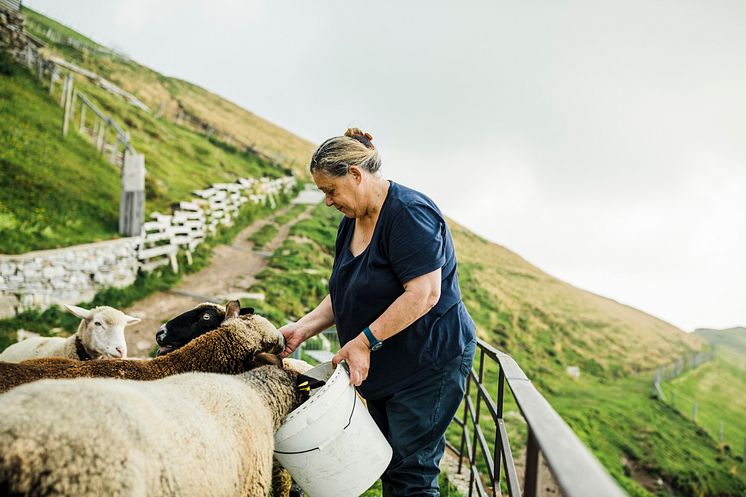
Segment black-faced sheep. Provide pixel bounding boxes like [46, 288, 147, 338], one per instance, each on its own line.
[0, 301, 284, 393]
[0, 305, 140, 362]
[154, 301, 254, 356]
[0, 364, 322, 497]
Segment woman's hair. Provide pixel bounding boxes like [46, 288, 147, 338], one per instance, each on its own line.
[309, 128, 381, 177]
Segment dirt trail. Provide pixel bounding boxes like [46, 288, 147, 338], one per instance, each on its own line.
[123, 203, 315, 357]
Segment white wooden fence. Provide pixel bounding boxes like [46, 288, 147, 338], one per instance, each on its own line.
[138, 176, 296, 272]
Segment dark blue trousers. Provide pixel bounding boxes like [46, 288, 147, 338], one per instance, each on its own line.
[367, 338, 476, 497]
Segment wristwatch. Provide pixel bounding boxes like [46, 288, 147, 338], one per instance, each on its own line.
[362, 326, 383, 351]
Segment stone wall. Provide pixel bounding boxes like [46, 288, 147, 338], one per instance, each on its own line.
[0, 4, 27, 60]
[0, 237, 141, 319]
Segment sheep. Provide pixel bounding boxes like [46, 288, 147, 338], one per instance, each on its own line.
[0, 300, 285, 394]
[0, 305, 140, 362]
[154, 301, 255, 356]
[155, 303, 313, 497]
[0, 363, 323, 497]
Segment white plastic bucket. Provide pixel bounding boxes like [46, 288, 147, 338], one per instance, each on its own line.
[274, 362, 393, 497]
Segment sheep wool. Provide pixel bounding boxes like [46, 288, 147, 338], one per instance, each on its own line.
[0, 305, 139, 363]
[0, 365, 307, 497]
[0, 312, 284, 394]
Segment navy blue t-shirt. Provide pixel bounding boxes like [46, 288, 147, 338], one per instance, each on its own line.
[328, 181, 476, 400]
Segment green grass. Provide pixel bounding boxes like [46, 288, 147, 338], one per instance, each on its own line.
[273, 203, 307, 226]
[661, 351, 746, 455]
[551, 375, 745, 497]
[249, 222, 279, 250]
[0, 51, 120, 253]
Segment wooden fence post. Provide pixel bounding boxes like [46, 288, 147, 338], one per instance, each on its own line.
[62, 75, 73, 137]
[96, 121, 107, 153]
[119, 151, 145, 236]
[59, 72, 68, 107]
[79, 103, 86, 132]
[692, 401, 697, 422]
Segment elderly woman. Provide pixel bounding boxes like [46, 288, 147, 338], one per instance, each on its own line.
[280, 128, 476, 497]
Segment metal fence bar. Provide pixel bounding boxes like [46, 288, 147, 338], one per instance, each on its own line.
[450, 339, 628, 497]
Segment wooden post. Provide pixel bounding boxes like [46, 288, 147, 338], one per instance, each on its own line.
[109, 135, 119, 164]
[49, 70, 55, 95]
[62, 76, 74, 137]
[68, 91, 76, 132]
[97, 121, 107, 153]
[79, 104, 87, 132]
[59, 72, 68, 107]
[119, 151, 145, 236]
[692, 401, 697, 422]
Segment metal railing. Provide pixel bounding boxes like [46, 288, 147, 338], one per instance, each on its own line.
[449, 339, 628, 497]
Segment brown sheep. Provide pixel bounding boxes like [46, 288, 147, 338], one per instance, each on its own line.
[0, 301, 285, 394]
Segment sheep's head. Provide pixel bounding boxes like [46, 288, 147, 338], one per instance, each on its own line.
[160, 301, 286, 373]
[155, 300, 263, 356]
[226, 305, 286, 359]
[64, 305, 140, 359]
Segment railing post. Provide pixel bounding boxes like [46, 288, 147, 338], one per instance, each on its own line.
[524, 428, 540, 497]
[494, 367, 505, 490]
[458, 370, 470, 475]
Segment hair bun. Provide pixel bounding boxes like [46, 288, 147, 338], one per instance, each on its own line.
[345, 128, 373, 142]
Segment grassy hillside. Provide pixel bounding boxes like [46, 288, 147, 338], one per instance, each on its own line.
[665, 351, 746, 453]
[243, 203, 744, 497]
[0, 52, 120, 253]
[449, 221, 702, 385]
[695, 327, 746, 356]
[22, 7, 315, 175]
[0, 10, 304, 253]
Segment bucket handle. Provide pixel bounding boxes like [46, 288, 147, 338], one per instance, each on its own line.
[274, 387, 358, 455]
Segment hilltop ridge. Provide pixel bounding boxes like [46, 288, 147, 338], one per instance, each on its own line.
[22, 7, 316, 175]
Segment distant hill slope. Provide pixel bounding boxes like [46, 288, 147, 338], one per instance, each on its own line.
[694, 327, 746, 355]
[449, 221, 702, 381]
[22, 7, 316, 175]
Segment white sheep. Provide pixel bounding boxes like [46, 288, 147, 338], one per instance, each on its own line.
[0, 305, 140, 363]
[0, 364, 316, 497]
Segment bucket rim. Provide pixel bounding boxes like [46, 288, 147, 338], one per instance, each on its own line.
[276, 362, 350, 440]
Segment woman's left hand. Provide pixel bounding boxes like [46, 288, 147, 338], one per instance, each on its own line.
[332, 334, 371, 386]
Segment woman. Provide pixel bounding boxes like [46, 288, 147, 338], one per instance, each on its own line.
[280, 128, 476, 497]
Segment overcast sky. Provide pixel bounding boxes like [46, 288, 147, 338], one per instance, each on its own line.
[25, 0, 746, 331]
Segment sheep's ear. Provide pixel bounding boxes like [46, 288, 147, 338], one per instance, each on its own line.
[64, 304, 91, 320]
[239, 307, 255, 316]
[224, 300, 241, 319]
[124, 314, 141, 325]
[252, 352, 283, 367]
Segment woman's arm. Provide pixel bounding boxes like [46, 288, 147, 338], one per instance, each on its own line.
[279, 295, 335, 358]
[332, 267, 442, 386]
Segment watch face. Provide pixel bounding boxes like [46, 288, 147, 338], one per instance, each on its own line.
[371, 342, 383, 351]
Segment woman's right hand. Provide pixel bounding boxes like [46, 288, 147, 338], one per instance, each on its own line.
[278, 322, 308, 358]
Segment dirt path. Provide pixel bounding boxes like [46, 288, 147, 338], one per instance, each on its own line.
[123, 203, 315, 357]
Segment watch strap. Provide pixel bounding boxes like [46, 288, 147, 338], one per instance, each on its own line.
[362, 326, 383, 351]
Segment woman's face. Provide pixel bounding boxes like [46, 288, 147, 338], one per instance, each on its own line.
[313, 170, 361, 218]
